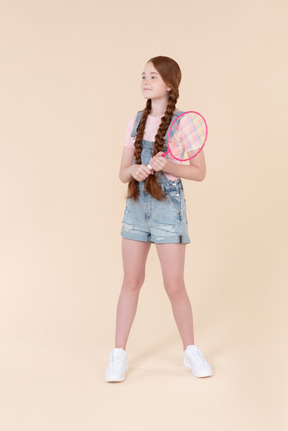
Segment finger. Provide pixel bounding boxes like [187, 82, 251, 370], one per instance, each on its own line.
[138, 168, 149, 180]
[152, 156, 163, 168]
[137, 172, 145, 181]
[149, 160, 158, 171]
[142, 166, 152, 175]
[152, 159, 164, 171]
[134, 169, 143, 180]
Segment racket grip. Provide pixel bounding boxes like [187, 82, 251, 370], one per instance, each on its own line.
[147, 163, 152, 170]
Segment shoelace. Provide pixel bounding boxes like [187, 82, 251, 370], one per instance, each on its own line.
[189, 349, 207, 366]
[110, 354, 125, 371]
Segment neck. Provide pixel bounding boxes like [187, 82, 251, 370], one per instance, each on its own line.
[150, 98, 169, 117]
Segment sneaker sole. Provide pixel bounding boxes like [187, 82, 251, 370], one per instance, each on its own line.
[105, 367, 128, 382]
[106, 376, 126, 382]
[183, 357, 213, 378]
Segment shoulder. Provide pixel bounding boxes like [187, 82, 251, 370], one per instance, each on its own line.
[174, 108, 185, 115]
[127, 113, 137, 124]
[127, 109, 146, 124]
[125, 114, 137, 132]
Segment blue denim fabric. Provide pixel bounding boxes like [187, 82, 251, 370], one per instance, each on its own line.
[121, 110, 191, 244]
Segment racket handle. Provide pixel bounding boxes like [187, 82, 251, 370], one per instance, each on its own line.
[147, 152, 168, 171]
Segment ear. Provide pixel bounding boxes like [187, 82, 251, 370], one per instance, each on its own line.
[167, 86, 171, 91]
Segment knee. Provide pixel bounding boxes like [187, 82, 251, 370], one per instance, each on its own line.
[164, 279, 185, 301]
[123, 273, 145, 292]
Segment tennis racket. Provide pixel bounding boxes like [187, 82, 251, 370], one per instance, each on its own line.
[147, 111, 208, 169]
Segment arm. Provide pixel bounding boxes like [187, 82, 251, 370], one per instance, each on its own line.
[119, 147, 152, 183]
[149, 149, 206, 182]
[119, 147, 135, 183]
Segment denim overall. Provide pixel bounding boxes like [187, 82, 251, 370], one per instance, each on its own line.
[121, 110, 191, 244]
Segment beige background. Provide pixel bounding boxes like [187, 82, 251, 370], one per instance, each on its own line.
[0, 0, 287, 429]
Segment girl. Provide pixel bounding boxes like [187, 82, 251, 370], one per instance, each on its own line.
[105, 56, 213, 382]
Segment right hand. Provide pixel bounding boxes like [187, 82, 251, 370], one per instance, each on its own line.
[131, 164, 154, 182]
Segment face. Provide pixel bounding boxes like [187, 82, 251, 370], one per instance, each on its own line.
[141, 62, 171, 100]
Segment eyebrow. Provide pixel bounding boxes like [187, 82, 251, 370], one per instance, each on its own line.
[142, 72, 159, 75]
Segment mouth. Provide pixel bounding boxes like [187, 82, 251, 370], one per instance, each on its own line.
[143, 88, 151, 91]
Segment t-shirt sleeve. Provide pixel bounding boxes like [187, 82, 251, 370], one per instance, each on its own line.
[123, 115, 137, 148]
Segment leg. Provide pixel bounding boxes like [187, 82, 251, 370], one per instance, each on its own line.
[115, 238, 151, 349]
[155, 243, 195, 350]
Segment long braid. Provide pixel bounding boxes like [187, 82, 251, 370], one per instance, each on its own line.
[127, 99, 151, 200]
[144, 90, 178, 200]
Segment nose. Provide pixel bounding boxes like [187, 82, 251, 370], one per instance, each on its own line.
[143, 77, 150, 86]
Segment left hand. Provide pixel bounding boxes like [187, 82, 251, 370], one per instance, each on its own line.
[148, 151, 167, 172]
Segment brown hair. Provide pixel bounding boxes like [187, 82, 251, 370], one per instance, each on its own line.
[127, 56, 182, 201]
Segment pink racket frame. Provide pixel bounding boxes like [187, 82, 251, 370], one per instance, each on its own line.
[164, 110, 208, 162]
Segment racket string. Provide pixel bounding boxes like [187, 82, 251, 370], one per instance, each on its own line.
[168, 112, 207, 160]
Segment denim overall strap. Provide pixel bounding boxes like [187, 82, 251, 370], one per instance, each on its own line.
[130, 109, 185, 139]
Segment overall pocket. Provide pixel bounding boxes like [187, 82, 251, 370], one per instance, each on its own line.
[163, 184, 182, 214]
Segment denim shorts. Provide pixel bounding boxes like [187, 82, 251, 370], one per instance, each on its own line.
[121, 177, 191, 244]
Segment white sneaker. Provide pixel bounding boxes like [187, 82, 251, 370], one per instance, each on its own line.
[183, 345, 213, 377]
[105, 348, 129, 382]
